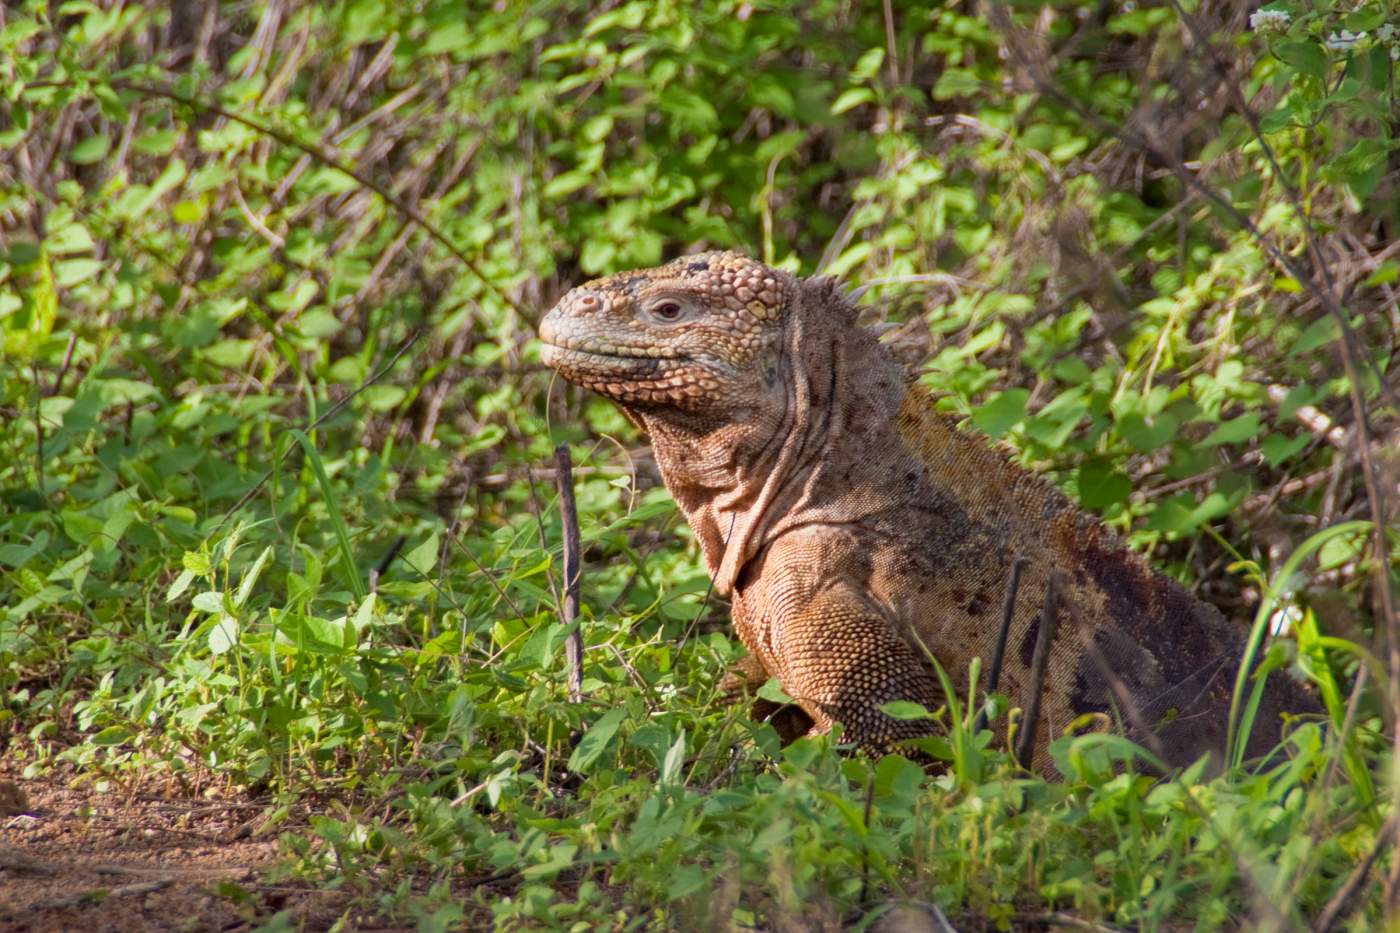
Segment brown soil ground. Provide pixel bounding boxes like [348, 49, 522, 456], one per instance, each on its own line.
[0, 764, 356, 932]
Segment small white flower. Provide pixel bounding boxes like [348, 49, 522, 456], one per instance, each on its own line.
[1250, 9, 1291, 33]
[1379, 22, 1397, 42]
[1325, 29, 1366, 50]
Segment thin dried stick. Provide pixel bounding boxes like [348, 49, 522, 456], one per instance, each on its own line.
[1016, 572, 1060, 769]
[1312, 812, 1400, 933]
[972, 556, 1027, 734]
[368, 535, 406, 594]
[554, 445, 585, 703]
[48, 332, 77, 397]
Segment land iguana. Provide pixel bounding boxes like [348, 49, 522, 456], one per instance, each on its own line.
[539, 251, 1318, 771]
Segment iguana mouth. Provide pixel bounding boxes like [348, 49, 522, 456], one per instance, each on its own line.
[540, 337, 682, 362]
[540, 342, 716, 408]
[540, 344, 692, 385]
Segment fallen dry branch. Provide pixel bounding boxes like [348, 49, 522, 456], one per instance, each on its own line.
[0, 847, 57, 875]
[0, 848, 254, 881]
[24, 879, 174, 913]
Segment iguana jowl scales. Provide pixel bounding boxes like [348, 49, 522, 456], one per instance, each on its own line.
[539, 251, 1315, 770]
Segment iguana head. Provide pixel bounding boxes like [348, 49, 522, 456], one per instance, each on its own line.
[541, 250, 902, 595]
[539, 251, 798, 416]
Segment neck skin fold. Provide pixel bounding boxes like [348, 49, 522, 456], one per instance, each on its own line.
[634, 283, 907, 596]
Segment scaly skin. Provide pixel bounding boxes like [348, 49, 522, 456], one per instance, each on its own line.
[540, 251, 1318, 770]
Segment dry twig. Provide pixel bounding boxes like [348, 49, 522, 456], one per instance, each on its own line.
[554, 445, 585, 703]
[1016, 572, 1061, 769]
[971, 557, 1027, 735]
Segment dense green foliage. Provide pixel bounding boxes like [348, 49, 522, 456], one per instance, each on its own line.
[2, 0, 1397, 928]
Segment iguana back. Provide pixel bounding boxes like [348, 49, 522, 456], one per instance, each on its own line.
[539, 251, 1317, 771]
[892, 382, 1313, 768]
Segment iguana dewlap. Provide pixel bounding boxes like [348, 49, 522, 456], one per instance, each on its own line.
[539, 251, 1315, 771]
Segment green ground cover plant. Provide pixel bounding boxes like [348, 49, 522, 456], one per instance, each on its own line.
[1, 0, 1397, 928]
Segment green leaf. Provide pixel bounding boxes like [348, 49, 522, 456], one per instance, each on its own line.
[1318, 531, 1367, 571]
[880, 700, 934, 721]
[971, 388, 1029, 437]
[421, 21, 472, 55]
[1364, 261, 1398, 287]
[1277, 383, 1319, 421]
[133, 129, 180, 155]
[850, 47, 885, 82]
[402, 533, 441, 577]
[192, 591, 225, 613]
[1077, 462, 1131, 510]
[0, 530, 49, 570]
[659, 729, 686, 785]
[171, 200, 204, 223]
[657, 86, 718, 132]
[68, 134, 110, 165]
[208, 615, 239, 655]
[932, 67, 981, 100]
[91, 725, 131, 746]
[1261, 433, 1309, 468]
[584, 4, 645, 35]
[754, 130, 806, 164]
[1275, 40, 1329, 80]
[519, 842, 579, 881]
[666, 866, 707, 902]
[361, 385, 406, 412]
[1323, 137, 1389, 199]
[543, 169, 592, 200]
[182, 550, 212, 575]
[1259, 102, 1296, 134]
[1144, 488, 1239, 535]
[4, 241, 41, 265]
[567, 708, 627, 773]
[462, 424, 506, 456]
[166, 570, 195, 603]
[54, 258, 101, 288]
[830, 87, 874, 115]
[756, 678, 792, 704]
[1049, 732, 1167, 778]
[46, 222, 94, 255]
[235, 546, 274, 608]
[1202, 413, 1260, 446]
[352, 593, 376, 631]
[202, 339, 256, 368]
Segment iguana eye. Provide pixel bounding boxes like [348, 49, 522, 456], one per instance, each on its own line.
[650, 300, 684, 322]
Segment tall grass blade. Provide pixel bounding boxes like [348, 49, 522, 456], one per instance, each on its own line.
[1228, 520, 1371, 770]
[288, 428, 367, 601]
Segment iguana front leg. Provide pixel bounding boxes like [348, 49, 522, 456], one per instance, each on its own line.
[733, 543, 944, 755]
